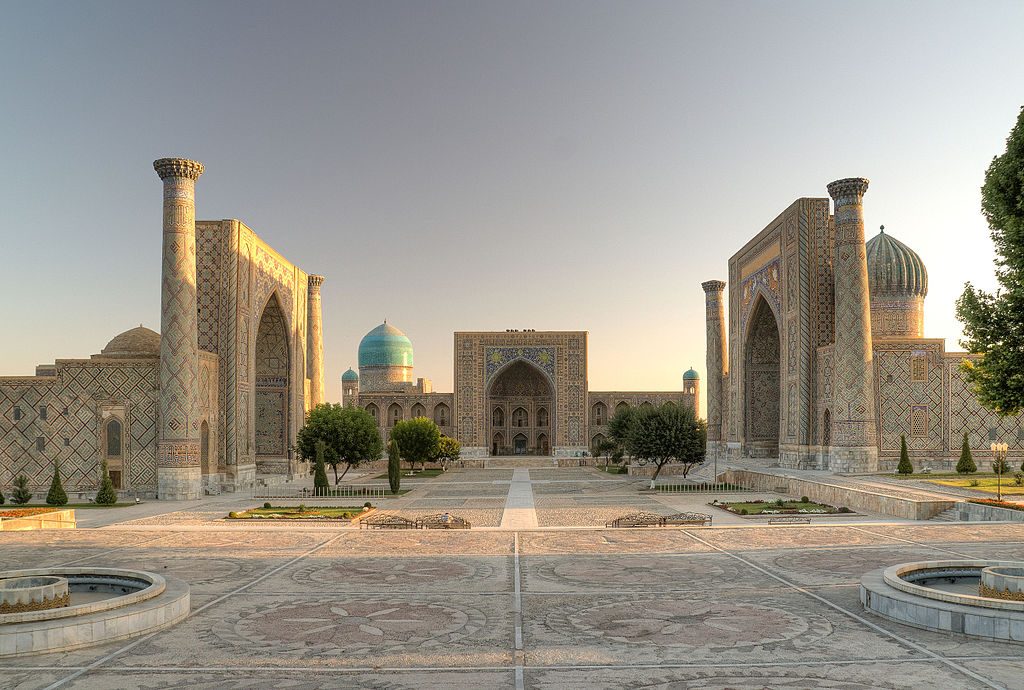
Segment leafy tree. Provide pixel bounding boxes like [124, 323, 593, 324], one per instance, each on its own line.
[96, 460, 118, 505]
[46, 459, 68, 506]
[625, 403, 706, 488]
[11, 474, 32, 505]
[390, 417, 441, 472]
[957, 107, 1024, 415]
[956, 433, 977, 474]
[295, 403, 383, 484]
[312, 439, 330, 493]
[897, 435, 913, 475]
[592, 438, 617, 469]
[387, 440, 401, 494]
[435, 435, 461, 471]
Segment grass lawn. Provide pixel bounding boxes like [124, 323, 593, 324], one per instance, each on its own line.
[597, 464, 628, 474]
[228, 505, 371, 520]
[929, 477, 1024, 495]
[715, 499, 845, 515]
[375, 468, 446, 479]
[7, 503, 136, 510]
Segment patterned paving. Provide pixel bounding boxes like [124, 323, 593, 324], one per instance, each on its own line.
[3, 522, 1024, 689]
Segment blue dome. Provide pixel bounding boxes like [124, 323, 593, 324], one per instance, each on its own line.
[683, 367, 700, 381]
[358, 322, 413, 368]
[341, 367, 359, 382]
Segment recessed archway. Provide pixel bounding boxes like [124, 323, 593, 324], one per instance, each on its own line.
[744, 295, 781, 457]
[486, 359, 553, 456]
[255, 293, 290, 472]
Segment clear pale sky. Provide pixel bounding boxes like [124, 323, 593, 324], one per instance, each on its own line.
[2, 1, 1022, 415]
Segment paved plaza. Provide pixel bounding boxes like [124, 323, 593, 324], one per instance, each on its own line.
[4, 467, 1024, 689]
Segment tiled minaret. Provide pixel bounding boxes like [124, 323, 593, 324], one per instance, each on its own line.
[826, 177, 879, 472]
[154, 157, 205, 500]
[702, 280, 727, 460]
[307, 274, 326, 406]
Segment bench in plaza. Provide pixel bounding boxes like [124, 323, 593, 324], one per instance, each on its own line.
[662, 512, 712, 526]
[605, 511, 711, 528]
[359, 514, 419, 530]
[417, 513, 471, 529]
[767, 516, 812, 524]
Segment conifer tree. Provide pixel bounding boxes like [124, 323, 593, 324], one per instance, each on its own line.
[0, 487, 5, 505]
[12, 474, 32, 504]
[897, 435, 913, 475]
[46, 459, 68, 506]
[313, 439, 330, 493]
[387, 440, 401, 494]
[95, 460, 118, 505]
[956, 432, 977, 474]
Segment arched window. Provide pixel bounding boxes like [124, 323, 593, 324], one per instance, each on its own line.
[537, 407, 549, 427]
[433, 403, 450, 427]
[615, 401, 630, 416]
[663, 400, 676, 408]
[592, 433, 606, 451]
[640, 401, 653, 409]
[365, 403, 379, 424]
[104, 418, 123, 459]
[388, 403, 404, 427]
[492, 432, 504, 455]
[537, 433, 549, 455]
[411, 403, 426, 419]
[492, 406, 505, 427]
[512, 407, 528, 428]
[592, 402, 607, 425]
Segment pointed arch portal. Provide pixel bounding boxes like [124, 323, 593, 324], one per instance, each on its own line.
[744, 296, 780, 457]
[486, 359, 553, 456]
[255, 293, 291, 468]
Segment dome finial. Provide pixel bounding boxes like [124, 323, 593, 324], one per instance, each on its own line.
[880, 224, 885, 233]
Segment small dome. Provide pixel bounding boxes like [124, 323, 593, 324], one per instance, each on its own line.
[866, 227, 928, 298]
[342, 367, 359, 382]
[683, 367, 700, 381]
[101, 326, 160, 358]
[358, 322, 413, 368]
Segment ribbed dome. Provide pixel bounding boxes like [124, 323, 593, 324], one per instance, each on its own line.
[683, 367, 700, 381]
[341, 367, 359, 382]
[357, 322, 413, 368]
[101, 326, 160, 358]
[866, 227, 928, 298]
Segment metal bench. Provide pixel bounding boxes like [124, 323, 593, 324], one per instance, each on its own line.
[662, 512, 712, 526]
[417, 513, 471, 530]
[359, 514, 419, 530]
[767, 516, 811, 524]
[605, 511, 711, 528]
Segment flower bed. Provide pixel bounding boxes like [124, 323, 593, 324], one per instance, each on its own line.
[226, 505, 375, 520]
[710, 499, 851, 516]
[0, 508, 61, 519]
[968, 498, 1024, 513]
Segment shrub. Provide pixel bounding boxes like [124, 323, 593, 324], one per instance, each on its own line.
[263, 502, 272, 509]
[313, 439, 330, 492]
[12, 475, 32, 505]
[838, 506, 853, 513]
[1015, 472, 1024, 487]
[775, 499, 784, 507]
[969, 478, 980, 487]
[801, 496, 809, 503]
[897, 435, 913, 475]
[0, 488, 5, 505]
[46, 460, 68, 506]
[95, 460, 118, 505]
[956, 433, 976, 474]
[228, 511, 240, 519]
[739, 508, 748, 515]
[363, 501, 372, 508]
[297, 504, 307, 513]
[992, 456, 1010, 475]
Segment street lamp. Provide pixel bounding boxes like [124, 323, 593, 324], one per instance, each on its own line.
[991, 441, 1009, 502]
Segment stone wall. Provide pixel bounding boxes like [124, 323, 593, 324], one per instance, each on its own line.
[954, 502, 1024, 523]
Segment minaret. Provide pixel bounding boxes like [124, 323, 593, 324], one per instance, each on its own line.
[826, 177, 879, 472]
[153, 157, 205, 500]
[307, 274, 326, 406]
[702, 280, 727, 459]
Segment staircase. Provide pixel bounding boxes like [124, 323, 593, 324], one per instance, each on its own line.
[930, 506, 964, 522]
[485, 455, 558, 470]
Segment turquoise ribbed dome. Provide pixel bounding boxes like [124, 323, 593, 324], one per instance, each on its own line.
[341, 367, 359, 382]
[358, 322, 413, 368]
[866, 227, 928, 298]
[683, 367, 700, 381]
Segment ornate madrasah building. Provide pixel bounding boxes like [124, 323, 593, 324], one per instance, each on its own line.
[703, 177, 1024, 472]
[0, 159, 325, 500]
[341, 326, 700, 457]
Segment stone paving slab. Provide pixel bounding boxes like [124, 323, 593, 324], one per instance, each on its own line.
[518, 529, 715, 555]
[62, 669, 515, 689]
[691, 525, 907, 551]
[323, 531, 515, 556]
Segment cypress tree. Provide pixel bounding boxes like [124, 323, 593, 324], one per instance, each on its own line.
[0, 487, 5, 505]
[387, 440, 401, 494]
[313, 439, 330, 493]
[12, 474, 32, 504]
[897, 435, 914, 475]
[95, 460, 118, 505]
[46, 459, 68, 506]
[956, 432, 977, 474]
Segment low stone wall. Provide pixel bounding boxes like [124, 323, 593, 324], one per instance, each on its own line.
[0, 509, 76, 531]
[955, 502, 1024, 523]
[557, 457, 597, 468]
[628, 464, 695, 478]
[721, 470, 955, 520]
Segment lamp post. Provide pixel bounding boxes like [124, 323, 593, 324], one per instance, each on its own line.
[991, 441, 1009, 502]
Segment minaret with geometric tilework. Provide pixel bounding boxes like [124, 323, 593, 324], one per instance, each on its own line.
[307, 274, 326, 406]
[153, 157, 205, 500]
[702, 279, 727, 461]
[826, 177, 879, 472]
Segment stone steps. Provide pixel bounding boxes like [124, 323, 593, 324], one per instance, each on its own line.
[930, 507, 962, 522]
[485, 456, 558, 470]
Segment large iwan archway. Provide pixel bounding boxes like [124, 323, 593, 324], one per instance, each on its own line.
[254, 293, 290, 473]
[486, 359, 553, 456]
[744, 296, 780, 457]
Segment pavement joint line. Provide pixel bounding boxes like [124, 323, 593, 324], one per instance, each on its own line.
[42, 531, 348, 690]
[53, 533, 170, 567]
[844, 525, 978, 558]
[680, 529, 1006, 690]
[513, 532, 523, 651]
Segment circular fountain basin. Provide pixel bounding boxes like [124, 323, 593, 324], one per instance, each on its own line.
[0, 568, 189, 657]
[861, 560, 1024, 643]
[980, 566, 1024, 601]
[0, 576, 69, 613]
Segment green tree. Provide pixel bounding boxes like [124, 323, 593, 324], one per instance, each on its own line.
[0, 487, 5, 505]
[625, 403, 706, 488]
[435, 435, 461, 471]
[592, 438, 617, 469]
[897, 435, 913, 475]
[956, 433, 977, 474]
[607, 405, 637, 461]
[387, 440, 401, 494]
[390, 417, 441, 473]
[96, 460, 118, 505]
[957, 107, 1024, 415]
[11, 474, 32, 505]
[46, 459, 68, 506]
[295, 403, 383, 484]
[312, 439, 330, 493]
[993, 454, 1010, 476]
